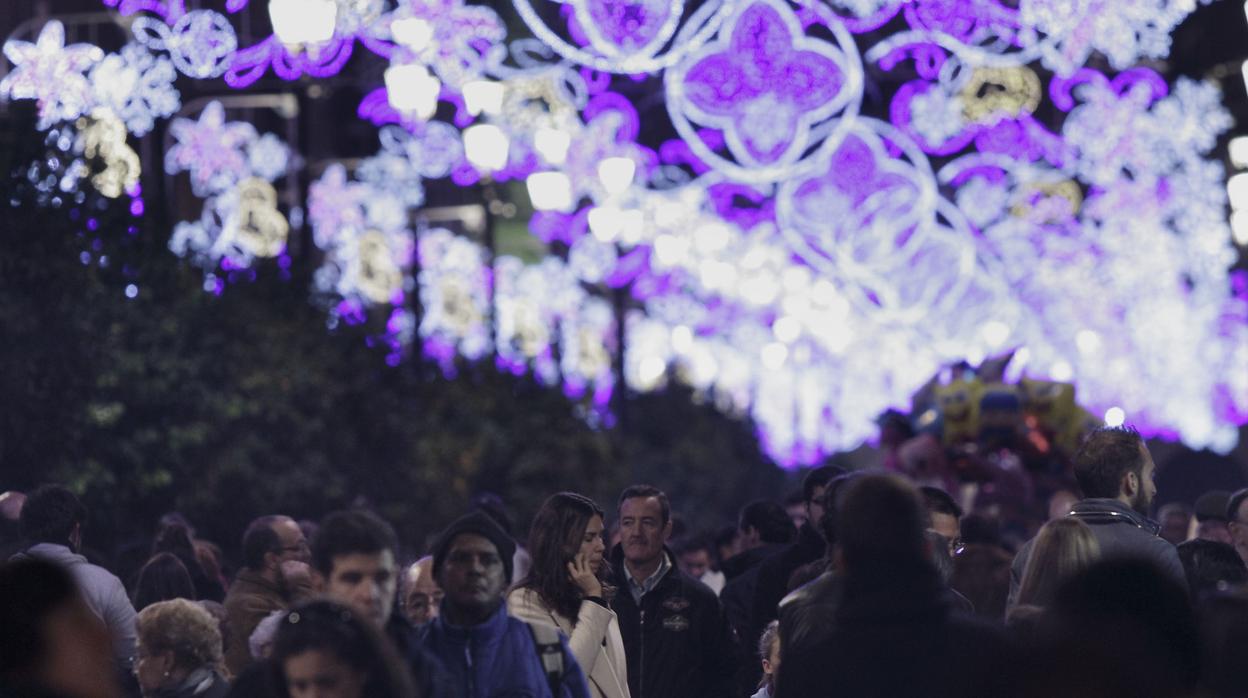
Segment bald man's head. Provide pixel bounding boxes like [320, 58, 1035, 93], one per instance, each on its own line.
[401, 556, 443, 626]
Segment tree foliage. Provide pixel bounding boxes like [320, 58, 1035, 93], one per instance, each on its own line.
[0, 104, 795, 566]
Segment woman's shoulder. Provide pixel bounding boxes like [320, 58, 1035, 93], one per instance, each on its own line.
[506, 585, 547, 610]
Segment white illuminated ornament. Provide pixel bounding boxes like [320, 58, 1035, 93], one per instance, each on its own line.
[597, 157, 636, 195]
[462, 80, 505, 116]
[88, 44, 179, 138]
[269, 0, 338, 45]
[463, 124, 509, 172]
[0, 20, 104, 129]
[526, 171, 574, 211]
[391, 17, 434, 50]
[385, 63, 441, 120]
[534, 127, 572, 165]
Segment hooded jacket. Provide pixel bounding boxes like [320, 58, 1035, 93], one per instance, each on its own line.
[1008, 498, 1187, 610]
[417, 600, 591, 698]
[14, 543, 137, 668]
[607, 546, 736, 698]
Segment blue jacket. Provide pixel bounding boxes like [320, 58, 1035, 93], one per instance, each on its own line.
[417, 601, 591, 698]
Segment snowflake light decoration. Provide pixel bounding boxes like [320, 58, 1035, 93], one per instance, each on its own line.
[28, 0, 1248, 462]
[1, 21, 104, 129]
[164, 101, 258, 197]
[88, 43, 180, 137]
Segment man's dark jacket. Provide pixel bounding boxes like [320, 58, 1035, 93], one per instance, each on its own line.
[608, 545, 737, 698]
[747, 523, 825, 651]
[1008, 498, 1186, 609]
[776, 563, 1017, 698]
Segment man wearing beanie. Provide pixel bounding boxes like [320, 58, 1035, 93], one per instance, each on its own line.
[417, 511, 592, 698]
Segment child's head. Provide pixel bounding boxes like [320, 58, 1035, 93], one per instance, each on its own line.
[758, 619, 780, 688]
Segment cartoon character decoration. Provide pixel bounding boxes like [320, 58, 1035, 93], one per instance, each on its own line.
[935, 378, 982, 445]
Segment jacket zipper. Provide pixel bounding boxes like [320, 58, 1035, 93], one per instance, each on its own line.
[465, 641, 475, 696]
[638, 608, 645, 698]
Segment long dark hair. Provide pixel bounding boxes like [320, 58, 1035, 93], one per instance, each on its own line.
[518, 492, 614, 622]
[133, 552, 196, 611]
[272, 599, 415, 698]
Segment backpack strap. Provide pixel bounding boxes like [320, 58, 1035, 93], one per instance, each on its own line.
[526, 621, 565, 697]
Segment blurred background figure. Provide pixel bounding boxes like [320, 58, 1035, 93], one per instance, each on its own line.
[1176, 539, 1247, 603]
[0, 557, 120, 698]
[1228, 488, 1248, 567]
[133, 552, 196, 612]
[133, 598, 229, 698]
[751, 620, 780, 698]
[399, 557, 442, 627]
[673, 536, 723, 595]
[1007, 518, 1101, 633]
[222, 515, 309, 676]
[1156, 502, 1193, 546]
[271, 599, 416, 698]
[15, 485, 137, 672]
[1194, 490, 1233, 544]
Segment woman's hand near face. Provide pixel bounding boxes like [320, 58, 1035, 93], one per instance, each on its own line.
[567, 551, 603, 598]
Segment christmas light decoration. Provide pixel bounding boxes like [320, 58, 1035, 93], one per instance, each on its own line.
[1, 0, 1242, 463]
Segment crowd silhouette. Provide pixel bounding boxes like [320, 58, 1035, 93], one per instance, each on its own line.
[2, 426, 1247, 698]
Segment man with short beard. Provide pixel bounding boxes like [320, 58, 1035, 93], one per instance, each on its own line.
[223, 515, 308, 675]
[1008, 426, 1186, 611]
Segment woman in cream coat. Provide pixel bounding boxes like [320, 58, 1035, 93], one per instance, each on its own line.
[508, 492, 630, 698]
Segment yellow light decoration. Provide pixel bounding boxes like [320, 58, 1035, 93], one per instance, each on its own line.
[77, 108, 140, 198]
[1009, 179, 1083, 223]
[960, 67, 1042, 124]
[235, 177, 289, 257]
[439, 278, 484, 333]
[354, 230, 403, 304]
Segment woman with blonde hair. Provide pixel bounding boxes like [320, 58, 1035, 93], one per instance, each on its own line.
[1008, 517, 1100, 629]
[134, 598, 229, 698]
[508, 492, 629, 698]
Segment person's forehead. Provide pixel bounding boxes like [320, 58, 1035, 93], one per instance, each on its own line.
[584, 514, 605, 531]
[621, 496, 662, 517]
[448, 532, 499, 555]
[332, 549, 394, 574]
[274, 519, 303, 540]
[1236, 498, 1248, 521]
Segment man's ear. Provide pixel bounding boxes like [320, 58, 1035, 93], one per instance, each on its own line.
[1123, 470, 1140, 498]
[662, 519, 673, 542]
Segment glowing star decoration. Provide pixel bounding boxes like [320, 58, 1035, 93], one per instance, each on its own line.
[88, 44, 180, 137]
[666, 0, 864, 182]
[164, 101, 258, 197]
[1, 20, 105, 129]
[76, 108, 141, 198]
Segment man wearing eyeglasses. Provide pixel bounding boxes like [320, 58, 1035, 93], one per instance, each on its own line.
[1227, 488, 1248, 567]
[223, 514, 309, 675]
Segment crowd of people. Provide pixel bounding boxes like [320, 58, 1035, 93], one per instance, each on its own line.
[2, 425, 1247, 697]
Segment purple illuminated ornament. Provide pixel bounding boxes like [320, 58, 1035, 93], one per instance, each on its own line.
[573, 0, 682, 59]
[683, 2, 843, 164]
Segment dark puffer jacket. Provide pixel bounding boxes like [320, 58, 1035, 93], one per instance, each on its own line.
[608, 546, 737, 698]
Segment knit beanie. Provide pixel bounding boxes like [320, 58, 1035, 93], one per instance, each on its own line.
[432, 511, 517, 583]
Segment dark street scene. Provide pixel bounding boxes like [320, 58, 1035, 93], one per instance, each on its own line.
[2, 0, 1248, 696]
